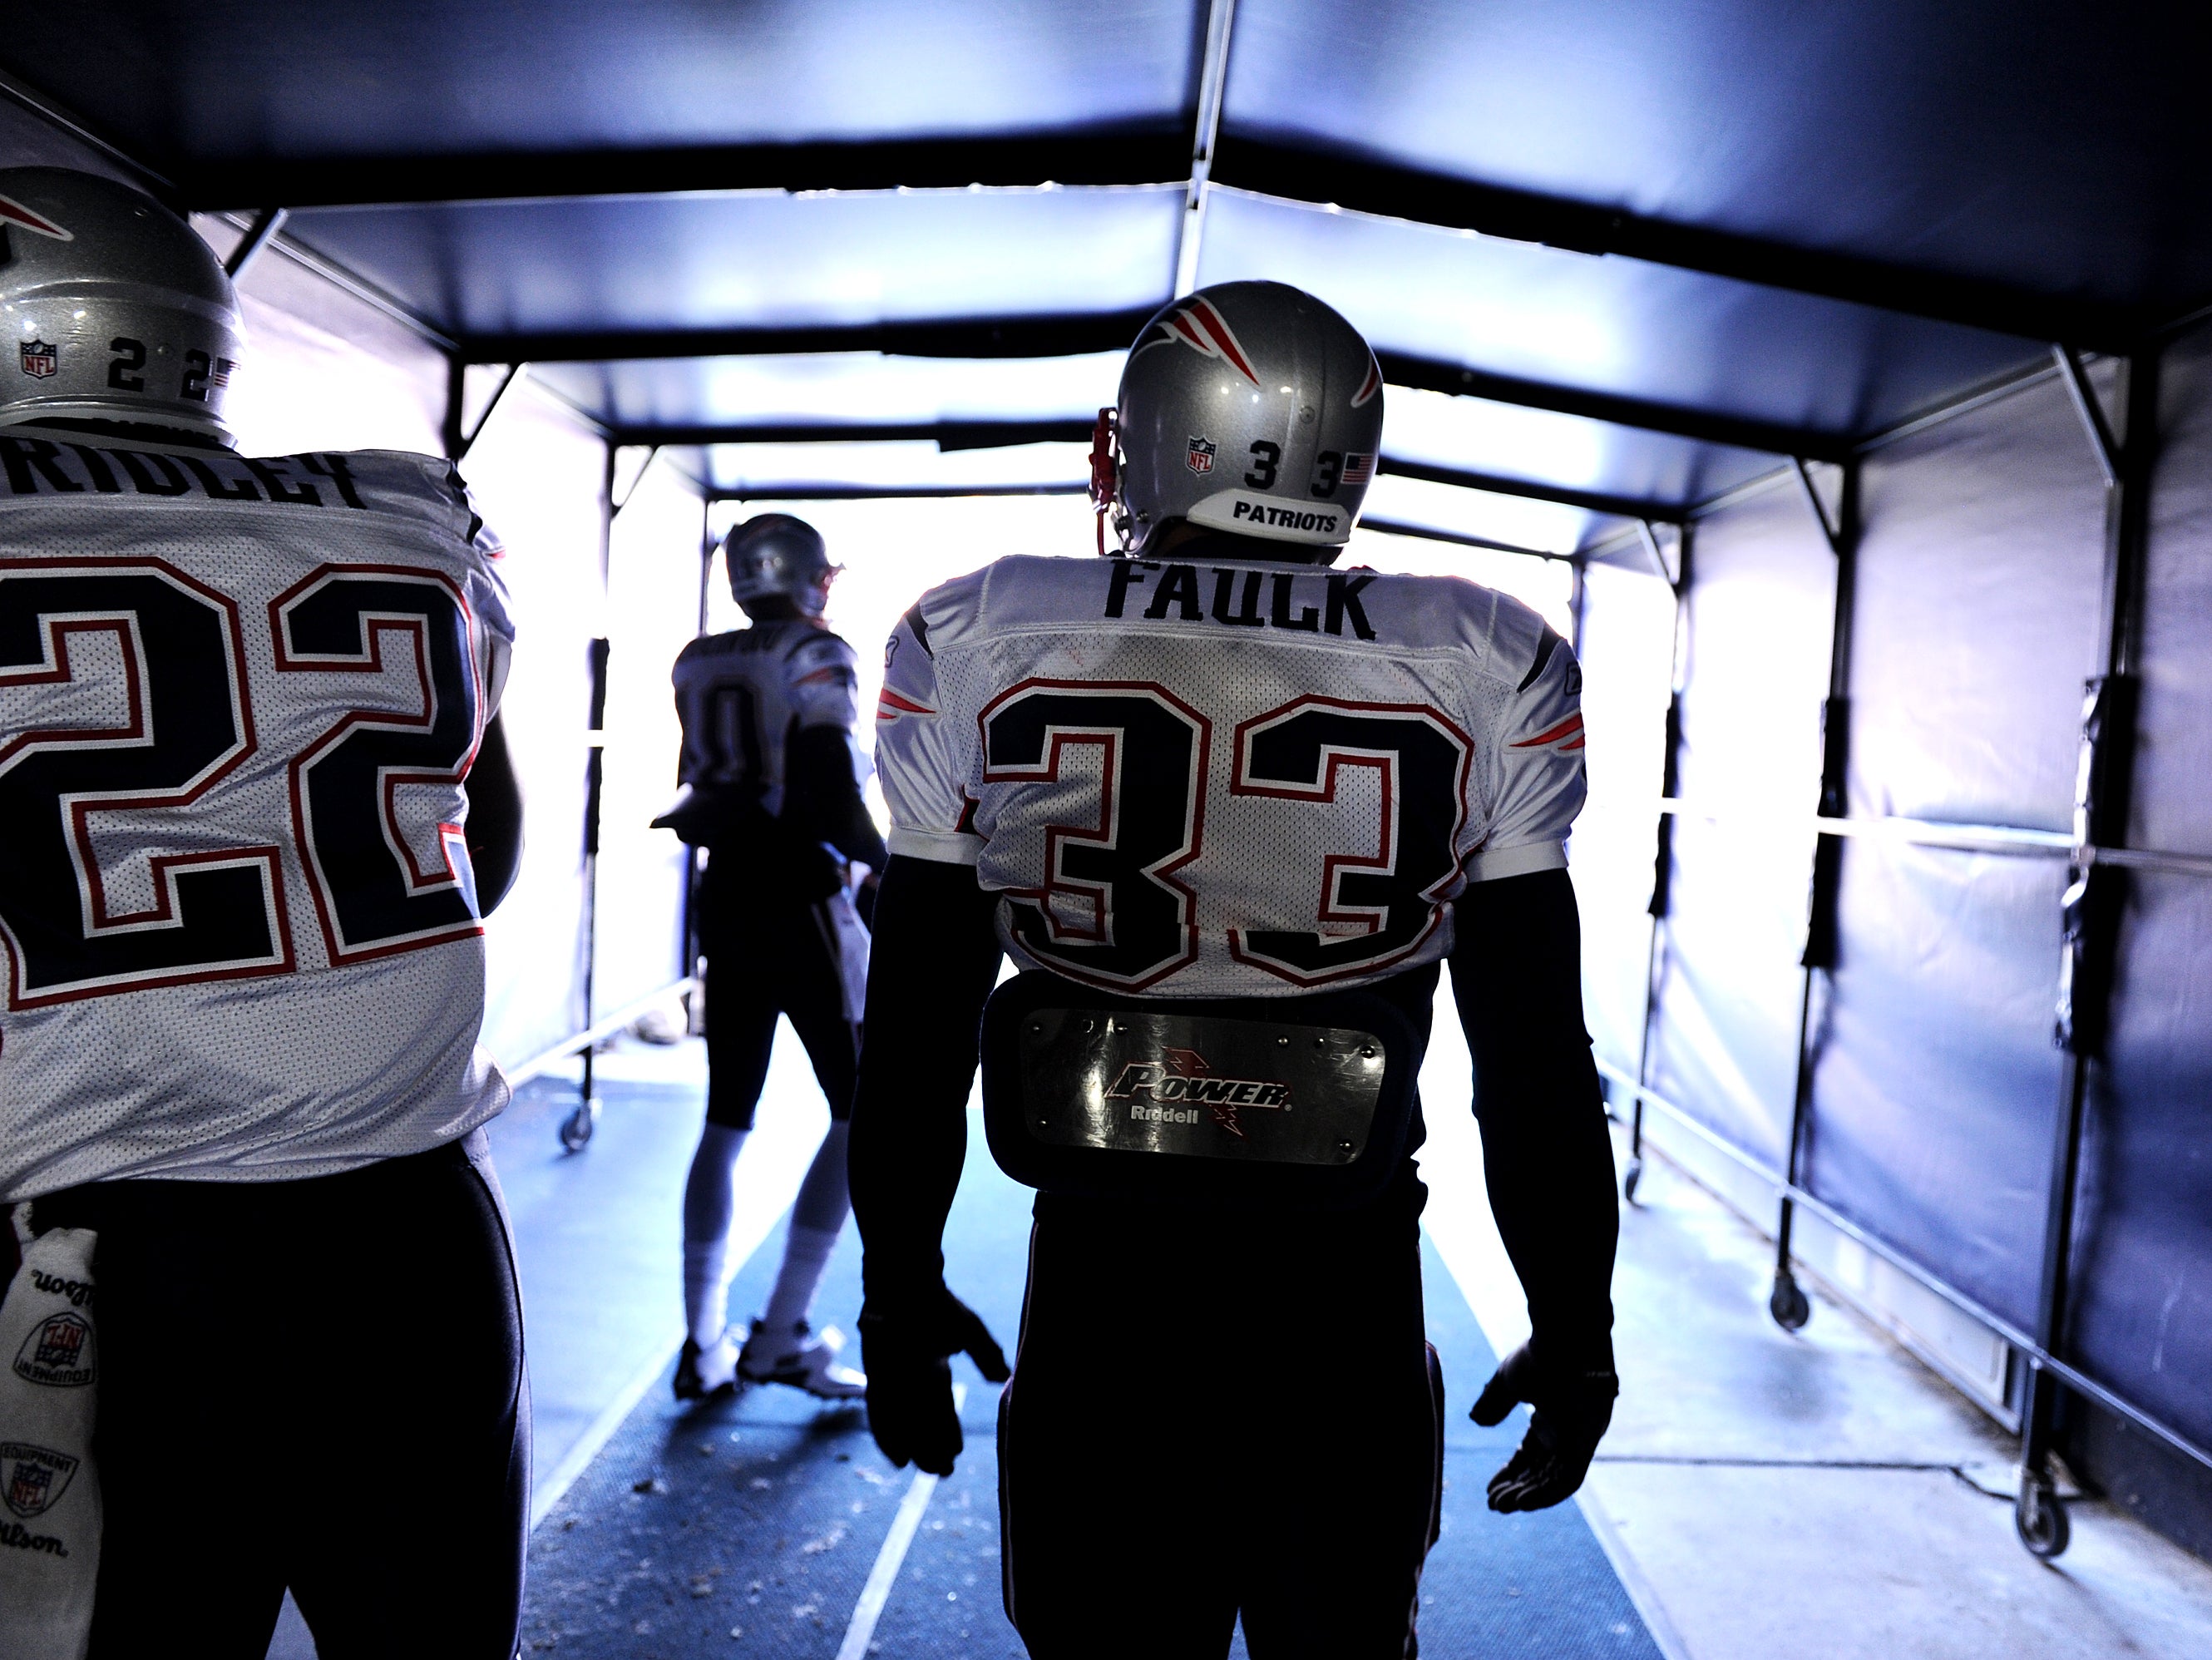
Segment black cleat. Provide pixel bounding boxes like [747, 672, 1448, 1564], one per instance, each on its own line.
[673, 1335, 738, 1401]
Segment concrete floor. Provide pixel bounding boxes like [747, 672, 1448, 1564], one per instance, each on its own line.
[273, 1003, 2212, 1658]
[1413, 1007, 2212, 1660]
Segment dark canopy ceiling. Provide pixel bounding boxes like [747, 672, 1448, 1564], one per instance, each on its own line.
[5, 1, 2203, 553]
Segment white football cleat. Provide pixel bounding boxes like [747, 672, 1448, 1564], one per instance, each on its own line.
[737, 1320, 867, 1400]
[674, 1331, 739, 1401]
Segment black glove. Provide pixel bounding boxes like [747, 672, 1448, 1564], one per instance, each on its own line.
[1469, 1341, 1617, 1513]
[857, 1287, 1010, 1477]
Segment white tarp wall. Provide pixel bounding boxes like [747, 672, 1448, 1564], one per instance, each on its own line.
[595, 455, 705, 1016]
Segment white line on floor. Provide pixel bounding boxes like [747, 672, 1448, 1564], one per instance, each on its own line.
[529, 1326, 686, 1529]
[835, 1382, 964, 1660]
[838, 1470, 939, 1660]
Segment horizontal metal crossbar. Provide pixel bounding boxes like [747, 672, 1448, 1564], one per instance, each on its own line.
[180, 129, 1193, 211]
[505, 976, 699, 1087]
[1635, 794, 2212, 876]
[704, 482, 1088, 503]
[1379, 455, 1688, 524]
[1375, 351, 1852, 462]
[623, 429, 1704, 526]
[508, 327, 1840, 469]
[1595, 1059, 2212, 1476]
[1359, 516, 1567, 563]
[457, 309, 1155, 365]
[609, 419, 1092, 450]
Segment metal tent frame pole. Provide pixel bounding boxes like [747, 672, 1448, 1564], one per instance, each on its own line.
[1622, 520, 1690, 1203]
[1766, 457, 1862, 1331]
[2014, 346, 2160, 1557]
[558, 442, 620, 1153]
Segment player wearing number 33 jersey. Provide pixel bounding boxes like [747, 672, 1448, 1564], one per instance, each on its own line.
[873, 551, 1584, 996]
[850, 283, 1621, 1660]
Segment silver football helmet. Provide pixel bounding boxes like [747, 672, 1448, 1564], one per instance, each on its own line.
[1097, 280, 1384, 557]
[0, 167, 244, 443]
[726, 513, 837, 616]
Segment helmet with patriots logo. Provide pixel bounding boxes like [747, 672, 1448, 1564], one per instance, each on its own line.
[1094, 280, 1383, 558]
[0, 167, 245, 443]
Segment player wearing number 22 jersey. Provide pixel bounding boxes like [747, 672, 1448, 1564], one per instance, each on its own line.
[0, 168, 528, 1657]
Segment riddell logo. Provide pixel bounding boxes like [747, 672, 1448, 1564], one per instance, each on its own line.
[1104, 1047, 1291, 1139]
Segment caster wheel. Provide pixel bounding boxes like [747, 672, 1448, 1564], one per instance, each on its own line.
[2017, 1483, 2071, 1559]
[1622, 1157, 1644, 1204]
[1769, 1270, 1811, 1331]
[559, 1099, 599, 1153]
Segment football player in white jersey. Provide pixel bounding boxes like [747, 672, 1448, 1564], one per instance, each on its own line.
[657, 516, 886, 1401]
[850, 282, 1621, 1658]
[0, 170, 527, 1653]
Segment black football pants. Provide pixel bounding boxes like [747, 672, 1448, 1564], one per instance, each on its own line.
[999, 1169, 1444, 1660]
[33, 1134, 528, 1659]
[699, 880, 863, 1129]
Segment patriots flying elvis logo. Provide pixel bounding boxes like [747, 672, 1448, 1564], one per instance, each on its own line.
[0, 194, 72, 240]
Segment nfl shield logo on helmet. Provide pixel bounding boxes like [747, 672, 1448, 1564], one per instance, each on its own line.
[2, 1442, 79, 1519]
[1187, 436, 1217, 476]
[18, 338, 59, 379]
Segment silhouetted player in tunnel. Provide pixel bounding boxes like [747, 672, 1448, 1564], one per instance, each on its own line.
[659, 514, 888, 1401]
[851, 281, 1622, 1658]
[0, 168, 527, 1653]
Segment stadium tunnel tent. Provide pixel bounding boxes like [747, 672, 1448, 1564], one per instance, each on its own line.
[6, 0, 2212, 1648]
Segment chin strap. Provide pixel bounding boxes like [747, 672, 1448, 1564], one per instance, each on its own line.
[1088, 406, 1119, 556]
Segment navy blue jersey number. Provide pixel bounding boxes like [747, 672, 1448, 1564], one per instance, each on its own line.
[0, 563, 290, 1005]
[273, 568, 486, 963]
[980, 682, 1210, 991]
[1230, 699, 1471, 985]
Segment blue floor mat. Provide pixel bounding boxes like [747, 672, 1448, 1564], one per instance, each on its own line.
[523, 1130, 1658, 1658]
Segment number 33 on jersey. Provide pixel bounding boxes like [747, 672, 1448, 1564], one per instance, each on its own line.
[875, 553, 1587, 997]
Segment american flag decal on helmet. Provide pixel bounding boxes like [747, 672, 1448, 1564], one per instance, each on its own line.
[0, 195, 72, 240]
[1341, 452, 1375, 487]
[1351, 358, 1383, 408]
[1144, 297, 1262, 387]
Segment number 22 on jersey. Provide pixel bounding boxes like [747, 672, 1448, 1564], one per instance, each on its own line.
[0, 559, 488, 1008]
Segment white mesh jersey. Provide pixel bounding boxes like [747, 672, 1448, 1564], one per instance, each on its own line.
[876, 551, 1586, 998]
[0, 427, 516, 1198]
[673, 618, 862, 815]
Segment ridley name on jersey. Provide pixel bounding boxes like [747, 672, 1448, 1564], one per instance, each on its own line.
[874, 552, 1586, 999]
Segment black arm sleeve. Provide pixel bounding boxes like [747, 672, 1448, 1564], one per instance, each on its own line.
[1449, 868, 1618, 1373]
[463, 713, 524, 916]
[849, 855, 1004, 1306]
[786, 724, 891, 870]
